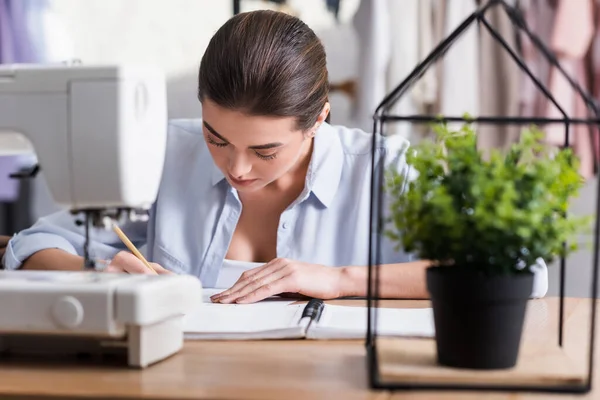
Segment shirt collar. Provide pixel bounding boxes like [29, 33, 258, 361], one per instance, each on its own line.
[304, 122, 344, 207]
[210, 122, 344, 208]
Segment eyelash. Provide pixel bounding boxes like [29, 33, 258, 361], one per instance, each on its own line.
[206, 134, 278, 161]
[255, 152, 277, 161]
[206, 135, 227, 147]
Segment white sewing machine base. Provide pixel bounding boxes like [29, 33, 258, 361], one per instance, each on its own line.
[0, 270, 202, 368]
[0, 315, 183, 368]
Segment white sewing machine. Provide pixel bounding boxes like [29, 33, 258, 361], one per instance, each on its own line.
[0, 63, 203, 368]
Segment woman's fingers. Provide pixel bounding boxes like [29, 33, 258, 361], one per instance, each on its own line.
[150, 262, 173, 274]
[210, 258, 287, 301]
[111, 251, 153, 274]
[213, 259, 291, 303]
[217, 266, 289, 304]
[105, 251, 169, 274]
[234, 276, 291, 304]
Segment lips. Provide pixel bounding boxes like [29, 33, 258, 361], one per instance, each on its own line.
[228, 174, 257, 186]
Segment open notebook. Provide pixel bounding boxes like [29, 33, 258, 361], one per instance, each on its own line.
[183, 289, 435, 340]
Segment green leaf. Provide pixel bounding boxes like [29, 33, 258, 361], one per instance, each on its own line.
[384, 123, 591, 275]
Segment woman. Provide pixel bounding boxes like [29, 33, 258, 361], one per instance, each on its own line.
[1, 11, 547, 302]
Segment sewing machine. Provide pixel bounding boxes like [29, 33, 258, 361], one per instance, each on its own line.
[0, 63, 203, 368]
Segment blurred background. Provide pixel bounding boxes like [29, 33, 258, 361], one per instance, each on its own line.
[1, 0, 599, 297]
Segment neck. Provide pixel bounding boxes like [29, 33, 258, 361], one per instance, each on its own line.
[267, 137, 314, 197]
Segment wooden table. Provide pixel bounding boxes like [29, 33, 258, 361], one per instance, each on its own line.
[0, 297, 597, 400]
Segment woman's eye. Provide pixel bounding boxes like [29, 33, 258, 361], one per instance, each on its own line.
[206, 135, 228, 147]
[255, 151, 277, 161]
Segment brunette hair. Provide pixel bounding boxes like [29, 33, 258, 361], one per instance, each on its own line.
[198, 10, 329, 131]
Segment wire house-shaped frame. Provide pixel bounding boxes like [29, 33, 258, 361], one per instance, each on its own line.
[367, 0, 600, 394]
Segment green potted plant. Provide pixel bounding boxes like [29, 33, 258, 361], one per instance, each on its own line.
[385, 121, 590, 370]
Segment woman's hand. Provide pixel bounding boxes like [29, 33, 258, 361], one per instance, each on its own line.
[103, 251, 172, 274]
[210, 258, 344, 304]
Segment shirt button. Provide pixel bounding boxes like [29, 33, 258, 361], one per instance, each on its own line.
[282, 222, 289, 229]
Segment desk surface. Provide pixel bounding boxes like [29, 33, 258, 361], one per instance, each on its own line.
[0, 297, 598, 400]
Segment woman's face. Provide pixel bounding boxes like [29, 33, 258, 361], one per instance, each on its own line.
[201, 99, 314, 192]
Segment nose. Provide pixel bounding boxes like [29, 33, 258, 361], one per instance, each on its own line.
[228, 151, 252, 178]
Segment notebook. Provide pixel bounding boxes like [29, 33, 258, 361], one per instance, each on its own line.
[182, 289, 435, 340]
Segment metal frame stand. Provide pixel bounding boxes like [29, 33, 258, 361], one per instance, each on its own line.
[367, 0, 600, 393]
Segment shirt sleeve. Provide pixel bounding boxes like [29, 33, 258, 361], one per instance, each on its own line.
[2, 209, 149, 270]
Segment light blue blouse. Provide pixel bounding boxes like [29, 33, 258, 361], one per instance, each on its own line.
[2, 119, 415, 287]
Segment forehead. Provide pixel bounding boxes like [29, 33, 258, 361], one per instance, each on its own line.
[201, 99, 299, 145]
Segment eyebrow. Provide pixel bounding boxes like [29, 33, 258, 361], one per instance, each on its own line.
[203, 121, 284, 150]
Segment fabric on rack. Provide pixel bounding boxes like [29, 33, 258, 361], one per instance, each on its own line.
[0, 0, 41, 63]
[412, 0, 437, 113]
[440, 0, 479, 122]
[385, 0, 419, 138]
[519, 0, 557, 118]
[592, 2, 600, 122]
[0, 0, 45, 211]
[477, 0, 521, 152]
[520, 0, 599, 179]
[0, 0, 68, 233]
[407, 0, 437, 141]
[353, 0, 435, 140]
[353, 0, 391, 133]
[544, 0, 597, 179]
[432, 0, 447, 119]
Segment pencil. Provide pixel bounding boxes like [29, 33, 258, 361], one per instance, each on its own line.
[112, 223, 157, 274]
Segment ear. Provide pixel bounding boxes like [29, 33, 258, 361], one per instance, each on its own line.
[315, 102, 330, 127]
[306, 102, 331, 138]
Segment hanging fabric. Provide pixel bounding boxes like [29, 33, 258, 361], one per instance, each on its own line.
[385, 0, 419, 139]
[0, 0, 71, 233]
[352, 0, 392, 133]
[543, 0, 597, 179]
[352, 0, 436, 140]
[0, 0, 42, 205]
[412, 0, 437, 113]
[440, 0, 480, 122]
[477, 0, 522, 152]
[519, 0, 599, 179]
[0, 0, 47, 233]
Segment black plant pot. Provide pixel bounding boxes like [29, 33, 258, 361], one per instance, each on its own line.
[426, 266, 534, 370]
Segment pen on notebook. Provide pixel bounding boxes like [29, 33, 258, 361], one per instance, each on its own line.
[301, 299, 324, 324]
[112, 223, 157, 274]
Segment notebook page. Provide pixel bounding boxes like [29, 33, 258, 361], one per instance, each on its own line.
[183, 288, 305, 340]
[307, 305, 435, 339]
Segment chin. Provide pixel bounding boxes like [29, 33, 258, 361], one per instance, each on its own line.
[234, 185, 260, 193]
[229, 180, 265, 192]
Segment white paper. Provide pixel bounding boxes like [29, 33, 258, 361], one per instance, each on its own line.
[184, 289, 435, 340]
[183, 288, 304, 340]
[307, 305, 435, 339]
